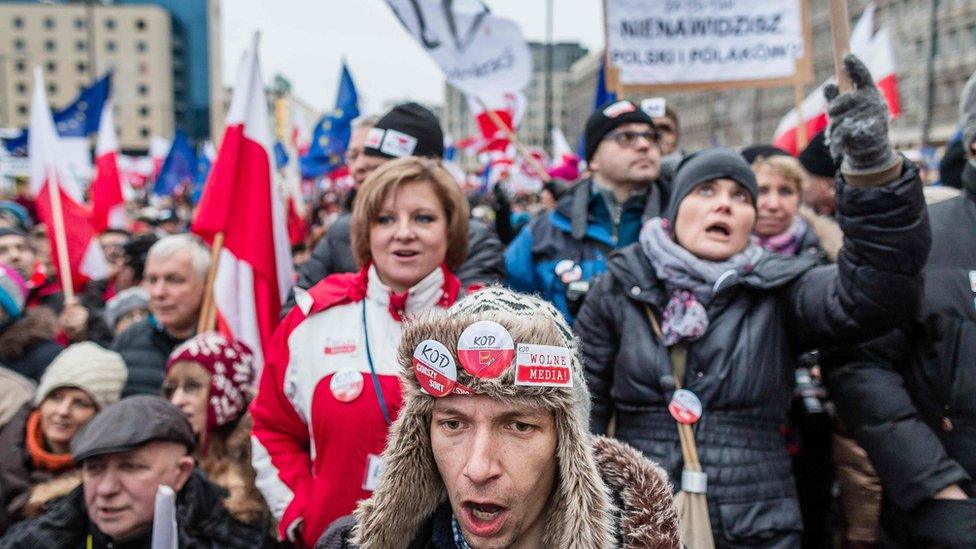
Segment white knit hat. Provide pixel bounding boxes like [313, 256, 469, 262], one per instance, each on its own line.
[34, 342, 127, 410]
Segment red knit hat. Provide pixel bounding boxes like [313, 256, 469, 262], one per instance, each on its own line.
[166, 332, 255, 430]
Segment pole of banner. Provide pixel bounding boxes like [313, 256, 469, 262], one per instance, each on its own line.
[475, 97, 552, 183]
[196, 231, 224, 334]
[47, 172, 75, 303]
[793, 75, 808, 152]
[828, 0, 853, 93]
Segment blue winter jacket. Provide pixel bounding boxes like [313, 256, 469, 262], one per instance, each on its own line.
[505, 177, 668, 320]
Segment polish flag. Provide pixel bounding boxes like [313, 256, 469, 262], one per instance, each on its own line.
[90, 101, 127, 232]
[28, 68, 107, 291]
[773, 2, 900, 155]
[467, 91, 525, 180]
[191, 34, 293, 371]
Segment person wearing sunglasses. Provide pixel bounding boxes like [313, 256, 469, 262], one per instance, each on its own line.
[506, 99, 669, 320]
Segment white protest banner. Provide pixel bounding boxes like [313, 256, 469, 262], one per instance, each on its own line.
[605, 0, 811, 92]
[386, 0, 532, 96]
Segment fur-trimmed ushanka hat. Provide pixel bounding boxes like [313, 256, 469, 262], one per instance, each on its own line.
[352, 287, 617, 548]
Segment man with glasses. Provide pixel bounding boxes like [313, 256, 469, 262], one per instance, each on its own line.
[506, 99, 667, 320]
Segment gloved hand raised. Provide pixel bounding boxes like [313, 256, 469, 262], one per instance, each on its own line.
[823, 53, 897, 174]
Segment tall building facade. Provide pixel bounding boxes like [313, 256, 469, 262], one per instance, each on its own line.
[0, 0, 220, 151]
[443, 41, 588, 157]
[565, 0, 975, 152]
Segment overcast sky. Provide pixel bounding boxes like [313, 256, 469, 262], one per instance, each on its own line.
[220, 0, 604, 115]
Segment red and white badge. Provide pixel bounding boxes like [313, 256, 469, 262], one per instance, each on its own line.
[412, 340, 457, 397]
[668, 389, 702, 424]
[329, 367, 364, 403]
[514, 343, 573, 387]
[602, 100, 636, 118]
[457, 321, 515, 379]
[323, 336, 357, 356]
[554, 259, 583, 284]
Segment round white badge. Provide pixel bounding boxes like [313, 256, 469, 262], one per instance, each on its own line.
[668, 389, 702, 425]
[457, 320, 515, 379]
[330, 367, 364, 403]
[412, 340, 457, 397]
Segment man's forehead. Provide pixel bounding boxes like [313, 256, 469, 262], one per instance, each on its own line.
[432, 395, 550, 419]
[146, 251, 194, 271]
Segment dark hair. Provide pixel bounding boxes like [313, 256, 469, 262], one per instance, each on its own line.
[122, 233, 159, 284]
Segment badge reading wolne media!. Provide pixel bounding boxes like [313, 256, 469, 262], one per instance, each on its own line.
[412, 340, 458, 397]
[329, 367, 364, 403]
[514, 343, 573, 387]
[457, 320, 515, 379]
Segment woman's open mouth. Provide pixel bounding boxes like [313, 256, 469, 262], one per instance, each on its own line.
[705, 221, 731, 238]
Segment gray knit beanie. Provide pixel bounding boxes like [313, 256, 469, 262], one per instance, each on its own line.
[34, 342, 127, 410]
[960, 70, 976, 159]
[104, 287, 150, 329]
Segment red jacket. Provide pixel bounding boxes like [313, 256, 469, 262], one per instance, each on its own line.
[250, 265, 460, 546]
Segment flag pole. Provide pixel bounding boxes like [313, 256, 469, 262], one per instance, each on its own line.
[474, 97, 551, 183]
[828, 0, 853, 93]
[196, 231, 224, 333]
[46, 172, 75, 302]
[792, 74, 808, 152]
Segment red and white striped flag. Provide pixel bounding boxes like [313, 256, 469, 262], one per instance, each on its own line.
[773, 2, 900, 155]
[28, 68, 107, 292]
[90, 100, 127, 232]
[191, 34, 293, 371]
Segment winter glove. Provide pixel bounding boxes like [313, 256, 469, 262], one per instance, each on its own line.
[959, 70, 976, 159]
[823, 54, 897, 174]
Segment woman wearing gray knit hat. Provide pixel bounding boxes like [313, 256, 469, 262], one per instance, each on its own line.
[575, 55, 931, 546]
[318, 287, 679, 548]
[0, 342, 126, 533]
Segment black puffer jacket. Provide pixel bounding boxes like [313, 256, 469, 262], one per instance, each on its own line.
[824, 170, 976, 547]
[111, 318, 188, 397]
[0, 469, 271, 548]
[576, 160, 929, 547]
[294, 214, 504, 296]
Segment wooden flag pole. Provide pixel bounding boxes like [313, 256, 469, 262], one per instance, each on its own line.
[475, 97, 552, 183]
[793, 75, 808, 152]
[196, 231, 224, 334]
[828, 0, 853, 93]
[46, 173, 75, 303]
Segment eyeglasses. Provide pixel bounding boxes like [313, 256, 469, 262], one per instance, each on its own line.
[604, 130, 661, 148]
[162, 379, 205, 399]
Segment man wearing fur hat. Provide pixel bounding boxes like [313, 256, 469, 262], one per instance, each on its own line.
[318, 288, 679, 548]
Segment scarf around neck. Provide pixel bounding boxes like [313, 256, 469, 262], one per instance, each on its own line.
[639, 217, 763, 345]
[26, 410, 75, 473]
[753, 215, 808, 256]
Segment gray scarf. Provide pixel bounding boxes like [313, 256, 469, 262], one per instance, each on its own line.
[639, 218, 763, 344]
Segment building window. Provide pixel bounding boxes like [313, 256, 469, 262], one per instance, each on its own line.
[105, 18, 116, 30]
[106, 40, 116, 52]
[46, 61, 57, 73]
[75, 18, 85, 30]
[76, 61, 87, 74]
[136, 18, 146, 31]
[17, 105, 28, 116]
[47, 83, 57, 95]
[137, 41, 147, 53]
[13, 17, 23, 29]
[140, 127, 150, 139]
[14, 61, 25, 73]
[13, 39, 25, 51]
[139, 105, 150, 117]
[137, 84, 149, 96]
[43, 17, 54, 30]
[15, 82, 27, 94]
[44, 40, 56, 52]
[75, 40, 85, 52]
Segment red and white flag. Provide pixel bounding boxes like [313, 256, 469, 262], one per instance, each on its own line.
[467, 90, 525, 178]
[90, 100, 127, 232]
[28, 68, 107, 292]
[191, 34, 293, 371]
[773, 2, 900, 155]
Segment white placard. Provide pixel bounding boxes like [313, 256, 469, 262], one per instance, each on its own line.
[606, 0, 806, 87]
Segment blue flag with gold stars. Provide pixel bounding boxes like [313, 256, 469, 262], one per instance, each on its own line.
[300, 62, 360, 179]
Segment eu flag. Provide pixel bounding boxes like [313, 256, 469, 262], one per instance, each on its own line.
[2, 71, 112, 155]
[577, 62, 617, 158]
[273, 141, 290, 170]
[300, 62, 360, 179]
[154, 131, 197, 197]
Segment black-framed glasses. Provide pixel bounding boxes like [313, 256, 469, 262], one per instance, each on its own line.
[604, 129, 661, 148]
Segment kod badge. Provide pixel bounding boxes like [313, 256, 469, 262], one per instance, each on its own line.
[668, 389, 702, 425]
[457, 320, 515, 379]
[412, 340, 457, 397]
[554, 259, 583, 284]
[330, 367, 364, 403]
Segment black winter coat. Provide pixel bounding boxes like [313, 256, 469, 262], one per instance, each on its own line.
[576, 160, 929, 547]
[0, 469, 271, 548]
[294, 214, 505, 296]
[111, 318, 188, 397]
[824, 174, 976, 547]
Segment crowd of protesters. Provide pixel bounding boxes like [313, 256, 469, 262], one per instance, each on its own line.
[0, 53, 970, 548]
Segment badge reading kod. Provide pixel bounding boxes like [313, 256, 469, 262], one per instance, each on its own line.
[457, 321, 515, 379]
[412, 340, 457, 397]
[514, 343, 573, 387]
[668, 389, 702, 425]
[330, 367, 364, 403]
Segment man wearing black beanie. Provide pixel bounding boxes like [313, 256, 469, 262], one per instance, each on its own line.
[798, 131, 841, 216]
[288, 102, 504, 312]
[506, 99, 669, 320]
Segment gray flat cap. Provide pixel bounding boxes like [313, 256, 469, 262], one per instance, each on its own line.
[71, 395, 196, 462]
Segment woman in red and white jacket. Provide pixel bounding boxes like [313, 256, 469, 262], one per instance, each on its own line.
[250, 157, 470, 547]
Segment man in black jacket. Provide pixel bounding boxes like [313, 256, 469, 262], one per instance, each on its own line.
[825, 70, 976, 547]
[292, 103, 504, 309]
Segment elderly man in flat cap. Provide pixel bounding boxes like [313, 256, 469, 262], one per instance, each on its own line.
[0, 396, 270, 548]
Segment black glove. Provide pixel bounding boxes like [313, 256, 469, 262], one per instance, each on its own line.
[823, 54, 897, 173]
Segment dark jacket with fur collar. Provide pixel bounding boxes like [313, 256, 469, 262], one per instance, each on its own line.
[0, 309, 62, 382]
[315, 436, 679, 548]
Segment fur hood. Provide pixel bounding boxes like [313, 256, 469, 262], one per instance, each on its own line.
[798, 205, 843, 264]
[0, 308, 56, 364]
[351, 288, 678, 548]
